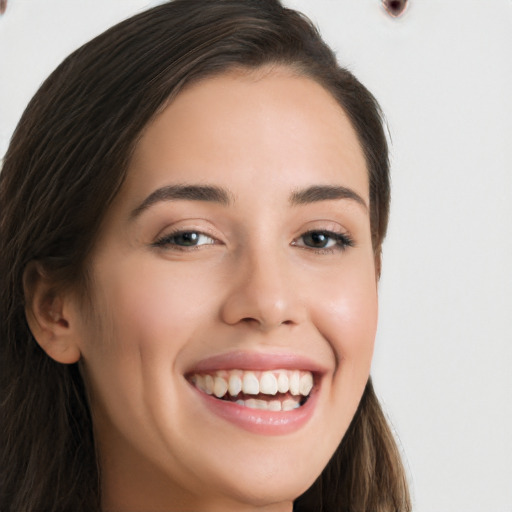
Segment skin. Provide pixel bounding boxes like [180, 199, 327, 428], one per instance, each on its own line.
[31, 67, 378, 511]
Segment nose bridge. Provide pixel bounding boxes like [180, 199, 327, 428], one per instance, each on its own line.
[220, 242, 302, 330]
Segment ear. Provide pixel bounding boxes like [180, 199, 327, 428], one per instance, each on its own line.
[23, 261, 81, 364]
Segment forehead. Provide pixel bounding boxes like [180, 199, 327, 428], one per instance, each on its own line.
[124, 67, 369, 207]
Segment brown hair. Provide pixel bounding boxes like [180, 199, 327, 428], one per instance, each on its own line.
[0, 1, 409, 510]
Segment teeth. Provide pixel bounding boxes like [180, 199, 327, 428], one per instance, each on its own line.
[204, 375, 214, 395]
[190, 369, 315, 402]
[276, 371, 289, 393]
[259, 372, 278, 395]
[289, 371, 300, 396]
[228, 371, 242, 397]
[191, 374, 204, 392]
[236, 397, 301, 411]
[244, 398, 258, 409]
[242, 372, 260, 395]
[268, 400, 282, 411]
[244, 398, 270, 410]
[213, 376, 228, 398]
[282, 399, 301, 411]
[299, 373, 314, 396]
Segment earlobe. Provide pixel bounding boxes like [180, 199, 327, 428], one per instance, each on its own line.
[23, 261, 82, 364]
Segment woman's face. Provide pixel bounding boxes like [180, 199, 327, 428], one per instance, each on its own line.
[76, 68, 378, 511]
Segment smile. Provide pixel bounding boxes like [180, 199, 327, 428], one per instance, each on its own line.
[189, 369, 314, 411]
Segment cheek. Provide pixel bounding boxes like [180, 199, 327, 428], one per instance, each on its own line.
[317, 263, 377, 350]
[89, 258, 217, 352]
[312, 260, 378, 389]
[79, 258, 220, 413]
[302, 260, 378, 460]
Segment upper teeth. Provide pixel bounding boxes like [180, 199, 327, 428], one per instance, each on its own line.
[190, 369, 314, 398]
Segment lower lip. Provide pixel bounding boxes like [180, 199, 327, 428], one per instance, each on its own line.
[190, 384, 318, 435]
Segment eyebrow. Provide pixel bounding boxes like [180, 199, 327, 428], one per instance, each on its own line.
[131, 182, 368, 219]
[289, 185, 368, 211]
[130, 184, 233, 218]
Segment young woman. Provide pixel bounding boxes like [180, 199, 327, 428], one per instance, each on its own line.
[0, 1, 411, 510]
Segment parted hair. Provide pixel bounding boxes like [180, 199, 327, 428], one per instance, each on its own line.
[0, 1, 410, 510]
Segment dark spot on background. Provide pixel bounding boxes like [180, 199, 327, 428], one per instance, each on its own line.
[383, 0, 408, 17]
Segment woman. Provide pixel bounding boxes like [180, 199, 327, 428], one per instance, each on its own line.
[0, 1, 411, 510]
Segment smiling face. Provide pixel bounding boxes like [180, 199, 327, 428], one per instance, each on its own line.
[75, 67, 378, 511]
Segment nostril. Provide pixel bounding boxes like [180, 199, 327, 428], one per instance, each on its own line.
[239, 317, 294, 330]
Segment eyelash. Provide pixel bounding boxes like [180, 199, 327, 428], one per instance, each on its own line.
[152, 229, 354, 253]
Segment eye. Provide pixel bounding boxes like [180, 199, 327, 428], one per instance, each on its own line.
[152, 230, 216, 249]
[293, 230, 354, 252]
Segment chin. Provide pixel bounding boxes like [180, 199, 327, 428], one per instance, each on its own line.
[206, 466, 315, 509]
[178, 433, 332, 509]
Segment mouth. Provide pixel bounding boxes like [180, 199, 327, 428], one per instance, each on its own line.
[185, 351, 324, 434]
[188, 369, 315, 411]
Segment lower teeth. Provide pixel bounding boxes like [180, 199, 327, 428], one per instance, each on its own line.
[236, 398, 300, 411]
[216, 393, 305, 411]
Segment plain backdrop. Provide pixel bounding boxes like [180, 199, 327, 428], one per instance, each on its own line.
[1, 1, 511, 510]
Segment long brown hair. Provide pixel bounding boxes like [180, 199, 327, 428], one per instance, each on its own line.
[0, 1, 410, 510]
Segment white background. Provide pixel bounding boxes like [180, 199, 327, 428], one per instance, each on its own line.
[1, 1, 511, 510]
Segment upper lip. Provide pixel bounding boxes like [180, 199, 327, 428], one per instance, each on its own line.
[185, 350, 329, 375]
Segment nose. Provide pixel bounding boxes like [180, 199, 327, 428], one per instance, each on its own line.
[219, 249, 304, 331]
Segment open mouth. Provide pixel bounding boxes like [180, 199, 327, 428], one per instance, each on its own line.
[188, 369, 315, 411]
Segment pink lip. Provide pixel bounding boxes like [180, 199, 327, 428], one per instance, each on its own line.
[189, 382, 319, 435]
[187, 350, 328, 373]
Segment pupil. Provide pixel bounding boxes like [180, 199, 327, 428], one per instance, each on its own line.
[178, 232, 199, 246]
[306, 232, 328, 248]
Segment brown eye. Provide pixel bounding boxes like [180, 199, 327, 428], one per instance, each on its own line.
[153, 231, 216, 249]
[294, 230, 354, 252]
[302, 232, 333, 249]
[171, 232, 203, 246]
[382, 0, 408, 17]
